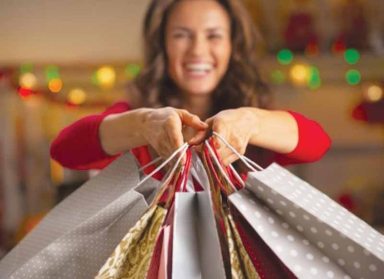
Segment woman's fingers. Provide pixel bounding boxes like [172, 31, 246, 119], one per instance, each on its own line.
[176, 109, 208, 130]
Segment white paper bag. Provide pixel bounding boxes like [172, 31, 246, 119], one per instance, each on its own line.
[230, 163, 384, 279]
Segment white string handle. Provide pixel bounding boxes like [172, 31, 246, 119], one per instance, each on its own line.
[138, 156, 162, 172]
[212, 132, 264, 172]
[204, 140, 237, 191]
[136, 143, 189, 187]
[229, 164, 245, 188]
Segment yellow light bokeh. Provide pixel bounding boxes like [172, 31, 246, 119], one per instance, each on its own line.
[365, 85, 383, 102]
[50, 159, 64, 185]
[48, 78, 63, 93]
[68, 88, 86, 105]
[289, 64, 310, 86]
[19, 73, 37, 89]
[96, 66, 116, 88]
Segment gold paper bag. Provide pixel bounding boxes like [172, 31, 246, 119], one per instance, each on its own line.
[96, 205, 166, 279]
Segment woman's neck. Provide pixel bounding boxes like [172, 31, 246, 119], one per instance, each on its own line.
[182, 94, 212, 120]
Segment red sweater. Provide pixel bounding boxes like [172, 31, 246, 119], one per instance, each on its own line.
[50, 102, 331, 171]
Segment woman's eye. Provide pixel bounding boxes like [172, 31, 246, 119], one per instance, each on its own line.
[208, 34, 222, 40]
[173, 33, 188, 39]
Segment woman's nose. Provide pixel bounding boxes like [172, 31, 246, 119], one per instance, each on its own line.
[189, 35, 208, 57]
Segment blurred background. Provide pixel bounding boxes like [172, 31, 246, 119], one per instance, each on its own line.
[0, 0, 383, 257]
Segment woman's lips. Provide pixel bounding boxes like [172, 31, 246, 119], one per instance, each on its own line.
[184, 62, 214, 78]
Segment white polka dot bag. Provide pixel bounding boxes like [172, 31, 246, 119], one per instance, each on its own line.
[214, 133, 384, 279]
[0, 153, 160, 279]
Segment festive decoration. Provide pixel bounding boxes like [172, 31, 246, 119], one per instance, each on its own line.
[277, 49, 294, 65]
[125, 63, 141, 79]
[67, 88, 86, 105]
[345, 69, 361, 86]
[95, 66, 116, 89]
[344, 48, 360, 65]
[19, 73, 37, 90]
[307, 66, 321, 90]
[289, 63, 311, 86]
[334, 0, 369, 50]
[365, 85, 383, 103]
[352, 81, 384, 123]
[48, 78, 63, 93]
[270, 70, 286, 85]
[282, 0, 318, 52]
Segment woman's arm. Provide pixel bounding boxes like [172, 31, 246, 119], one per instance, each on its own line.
[195, 107, 331, 165]
[50, 103, 207, 170]
[50, 102, 131, 170]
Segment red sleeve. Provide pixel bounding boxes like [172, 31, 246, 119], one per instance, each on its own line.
[273, 111, 331, 165]
[50, 102, 131, 170]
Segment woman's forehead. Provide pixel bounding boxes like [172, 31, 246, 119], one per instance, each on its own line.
[166, 0, 230, 30]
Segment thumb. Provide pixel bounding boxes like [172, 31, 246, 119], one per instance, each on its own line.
[176, 109, 208, 130]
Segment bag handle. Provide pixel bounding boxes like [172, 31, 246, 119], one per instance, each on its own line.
[204, 139, 237, 192]
[212, 132, 264, 172]
[136, 143, 189, 187]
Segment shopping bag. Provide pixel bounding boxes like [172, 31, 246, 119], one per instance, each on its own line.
[96, 204, 167, 279]
[202, 142, 261, 279]
[95, 144, 192, 279]
[0, 153, 160, 279]
[230, 163, 384, 278]
[206, 133, 384, 278]
[158, 225, 171, 279]
[171, 191, 227, 279]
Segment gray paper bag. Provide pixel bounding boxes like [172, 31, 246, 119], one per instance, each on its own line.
[230, 163, 384, 279]
[172, 153, 227, 279]
[172, 191, 227, 279]
[0, 153, 159, 279]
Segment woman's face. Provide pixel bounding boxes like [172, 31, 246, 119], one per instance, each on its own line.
[165, 0, 232, 96]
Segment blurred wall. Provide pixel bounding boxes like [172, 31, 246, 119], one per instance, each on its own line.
[0, 0, 150, 64]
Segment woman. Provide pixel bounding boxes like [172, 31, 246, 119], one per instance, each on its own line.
[50, 0, 331, 172]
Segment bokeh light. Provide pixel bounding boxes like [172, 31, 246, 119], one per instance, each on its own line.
[290, 64, 310, 86]
[270, 70, 286, 84]
[307, 66, 321, 90]
[20, 64, 34, 75]
[19, 72, 38, 89]
[48, 78, 63, 93]
[345, 69, 361, 85]
[365, 85, 383, 102]
[344, 49, 360, 65]
[96, 66, 116, 89]
[277, 49, 294, 65]
[68, 88, 86, 105]
[45, 65, 60, 81]
[125, 63, 141, 79]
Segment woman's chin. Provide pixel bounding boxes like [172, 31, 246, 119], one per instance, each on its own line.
[182, 85, 216, 97]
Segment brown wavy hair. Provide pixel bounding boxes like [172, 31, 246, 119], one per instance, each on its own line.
[131, 0, 270, 116]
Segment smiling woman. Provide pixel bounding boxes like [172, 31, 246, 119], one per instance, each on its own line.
[50, 0, 331, 172]
[165, 1, 231, 98]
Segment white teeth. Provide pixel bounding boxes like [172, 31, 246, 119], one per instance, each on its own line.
[185, 63, 213, 71]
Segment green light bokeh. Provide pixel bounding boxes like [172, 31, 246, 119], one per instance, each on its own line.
[345, 69, 361, 85]
[271, 70, 286, 84]
[344, 49, 360, 65]
[45, 65, 60, 81]
[125, 64, 141, 79]
[277, 49, 294, 65]
[20, 63, 34, 74]
[308, 66, 321, 90]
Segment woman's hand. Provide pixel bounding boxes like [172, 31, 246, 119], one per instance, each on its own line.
[100, 107, 207, 159]
[190, 107, 299, 166]
[191, 108, 259, 165]
[141, 107, 207, 159]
